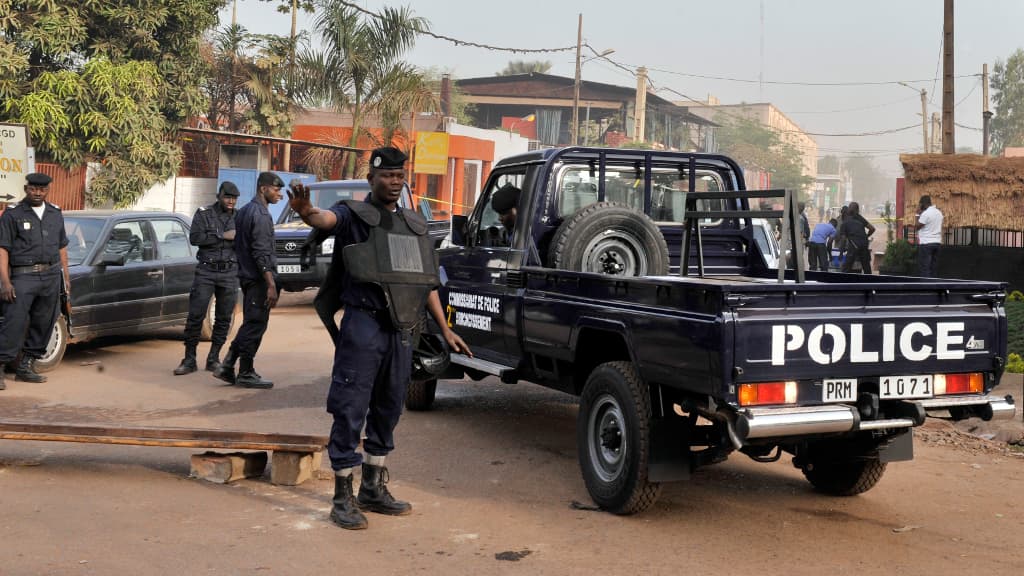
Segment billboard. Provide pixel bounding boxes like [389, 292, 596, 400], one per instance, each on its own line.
[0, 123, 29, 203]
[414, 132, 449, 176]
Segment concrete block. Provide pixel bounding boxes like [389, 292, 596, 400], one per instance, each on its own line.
[190, 451, 267, 484]
[270, 450, 322, 486]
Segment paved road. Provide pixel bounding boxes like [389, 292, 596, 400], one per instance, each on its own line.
[1, 292, 1022, 575]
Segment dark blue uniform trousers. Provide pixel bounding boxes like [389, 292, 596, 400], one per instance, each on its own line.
[0, 270, 60, 363]
[183, 265, 238, 347]
[327, 308, 412, 470]
[230, 278, 271, 359]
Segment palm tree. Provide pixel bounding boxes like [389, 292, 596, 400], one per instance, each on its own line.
[299, 0, 430, 177]
[202, 24, 257, 131]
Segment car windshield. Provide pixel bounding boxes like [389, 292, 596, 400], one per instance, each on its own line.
[63, 217, 107, 265]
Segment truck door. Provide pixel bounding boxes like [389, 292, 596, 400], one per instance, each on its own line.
[439, 170, 527, 368]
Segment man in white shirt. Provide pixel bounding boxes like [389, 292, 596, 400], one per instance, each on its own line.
[915, 195, 943, 277]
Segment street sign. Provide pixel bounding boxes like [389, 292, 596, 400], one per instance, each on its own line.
[0, 123, 30, 203]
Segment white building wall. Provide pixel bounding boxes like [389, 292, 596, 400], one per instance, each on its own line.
[445, 122, 530, 162]
[129, 176, 217, 218]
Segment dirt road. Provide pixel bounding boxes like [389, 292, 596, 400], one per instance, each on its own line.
[2, 292, 1023, 575]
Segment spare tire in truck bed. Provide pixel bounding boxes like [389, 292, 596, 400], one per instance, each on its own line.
[549, 201, 669, 276]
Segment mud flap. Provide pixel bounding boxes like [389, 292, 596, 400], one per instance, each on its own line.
[877, 429, 914, 463]
[647, 417, 692, 482]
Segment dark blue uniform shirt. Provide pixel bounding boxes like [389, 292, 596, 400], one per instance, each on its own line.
[234, 200, 276, 281]
[328, 200, 394, 311]
[0, 202, 68, 266]
[190, 202, 236, 264]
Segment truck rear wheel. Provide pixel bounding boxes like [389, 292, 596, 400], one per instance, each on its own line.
[802, 453, 887, 496]
[405, 378, 437, 411]
[550, 202, 669, 276]
[577, 361, 661, 514]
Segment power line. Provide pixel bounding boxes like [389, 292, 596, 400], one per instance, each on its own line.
[336, 0, 575, 53]
[634, 64, 979, 87]
[788, 95, 919, 115]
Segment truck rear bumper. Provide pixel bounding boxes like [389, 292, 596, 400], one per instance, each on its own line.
[735, 394, 1015, 442]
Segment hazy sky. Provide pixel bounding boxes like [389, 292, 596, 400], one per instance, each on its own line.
[225, 0, 1024, 177]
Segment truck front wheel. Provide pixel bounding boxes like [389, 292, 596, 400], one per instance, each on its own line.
[405, 378, 437, 411]
[801, 446, 887, 496]
[577, 361, 661, 514]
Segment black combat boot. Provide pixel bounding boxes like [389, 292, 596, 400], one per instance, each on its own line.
[235, 357, 273, 389]
[173, 343, 198, 375]
[357, 463, 412, 516]
[205, 343, 223, 372]
[14, 356, 46, 383]
[213, 346, 238, 384]
[330, 474, 368, 530]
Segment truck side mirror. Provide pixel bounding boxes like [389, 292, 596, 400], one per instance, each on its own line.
[450, 215, 469, 246]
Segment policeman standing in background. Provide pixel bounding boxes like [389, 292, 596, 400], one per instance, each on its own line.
[0, 173, 70, 390]
[289, 147, 471, 530]
[173, 181, 240, 375]
[213, 172, 282, 389]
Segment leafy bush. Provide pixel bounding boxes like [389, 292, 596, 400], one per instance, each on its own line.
[1006, 353, 1024, 373]
[1009, 290, 1024, 302]
[880, 239, 917, 275]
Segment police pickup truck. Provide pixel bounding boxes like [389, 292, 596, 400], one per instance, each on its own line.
[273, 179, 446, 292]
[411, 146, 1016, 514]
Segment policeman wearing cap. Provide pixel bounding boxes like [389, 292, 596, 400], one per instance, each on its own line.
[0, 173, 71, 390]
[213, 172, 283, 389]
[173, 181, 241, 376]
[289, 146, 471, 530]
[490, 182, 521, 245]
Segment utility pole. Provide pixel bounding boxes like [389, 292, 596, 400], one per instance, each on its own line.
[920, 89, 929, 153]
[942, 0, 955, 153]
[571, 14, 582, 146]
[931, 112, 941, 153]
[634, 67, 648, 143]
[983, 63, 993, 155]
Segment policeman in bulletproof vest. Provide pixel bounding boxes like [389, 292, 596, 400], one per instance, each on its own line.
[173, 181, 240, 376]
[0, 173, 71, 390]
[288, 146, 471, 530]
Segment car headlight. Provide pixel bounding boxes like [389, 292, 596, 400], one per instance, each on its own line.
[321, 236, 335, 255]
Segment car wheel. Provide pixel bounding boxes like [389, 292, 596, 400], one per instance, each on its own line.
[200, 293, 239, 342]
[405, 378, 438, 411]
[33, 320, 69, 373]
[549, 202, 669, 276]
[577, 361, 662, 514]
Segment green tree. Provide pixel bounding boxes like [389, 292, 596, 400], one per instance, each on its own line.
[299, 0, 428, 177]
[202, 24, 257, 132]
[714, 115, 812, 194]
[817, 155, 841, 174]
[991, 48, 1024, 155]
[496, 60, 552, 76]
[0, 2, 226, 207]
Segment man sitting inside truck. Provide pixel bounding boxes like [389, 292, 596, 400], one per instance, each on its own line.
[489, 182, 520, 246]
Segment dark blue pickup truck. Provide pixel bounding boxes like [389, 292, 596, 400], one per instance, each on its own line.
[412, 146, 1016, 514]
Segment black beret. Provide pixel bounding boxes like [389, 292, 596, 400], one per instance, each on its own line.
[26, 172, 52, 186]
[219, 181, 240, 197]
[491, 183, 521, 214]
[369, 147, 408, 170]
[257, 171, 285, 187]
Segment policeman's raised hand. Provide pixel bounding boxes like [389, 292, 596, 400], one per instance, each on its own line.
[287, 182, 312, 212]
[0, 282, 15, 303]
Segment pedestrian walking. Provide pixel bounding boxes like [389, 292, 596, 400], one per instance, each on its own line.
[808, 218, 838, 271]
[915, 195, 943, 277]
[838, 202, 876, 274]
[174, 181, 240, 375]
[288, 147, 471, 530]
[213, 172, 282, 389]
[0, 173, 71, 389]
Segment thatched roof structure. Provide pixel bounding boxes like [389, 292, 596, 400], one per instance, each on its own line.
[900, 154, 1024, 229]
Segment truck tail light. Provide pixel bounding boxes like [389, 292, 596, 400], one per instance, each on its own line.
[738, 381, 797, 406]
[933, 372, 983, 395]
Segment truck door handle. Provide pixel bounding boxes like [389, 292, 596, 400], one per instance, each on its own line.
[970, 291, 1005, 303]
[147, 270, 164, 278]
